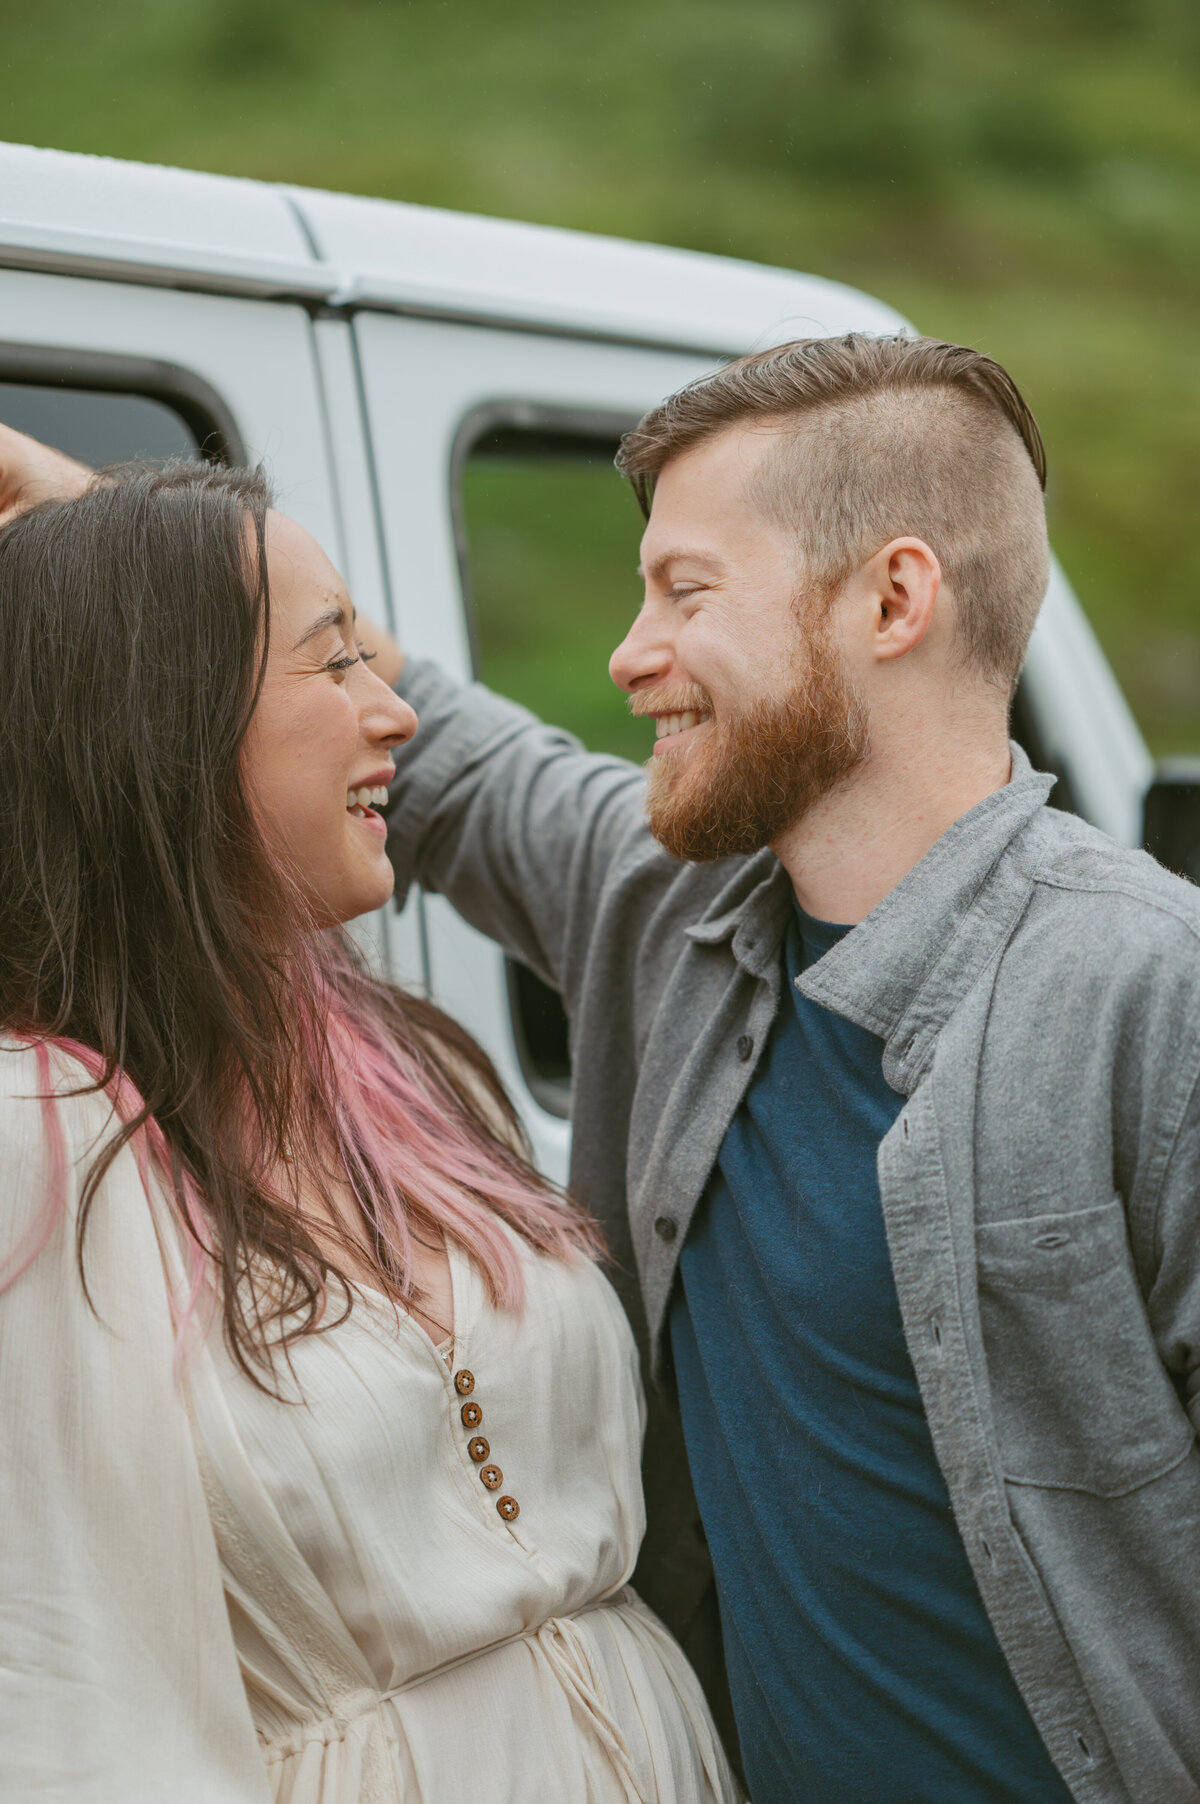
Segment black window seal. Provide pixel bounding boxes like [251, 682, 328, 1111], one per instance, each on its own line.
[0, 340, 247, 467]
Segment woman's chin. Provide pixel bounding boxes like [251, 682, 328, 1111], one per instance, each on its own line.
[315, 855, 396, 931]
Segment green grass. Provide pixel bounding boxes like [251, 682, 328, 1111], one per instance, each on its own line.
[4, 0, 1199, 752]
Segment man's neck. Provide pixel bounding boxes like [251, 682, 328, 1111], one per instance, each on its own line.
[773, 733, 1013, 926]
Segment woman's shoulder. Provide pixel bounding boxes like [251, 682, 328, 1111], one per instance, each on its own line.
[0, 1037, 118, 1155]
[0, 1039, 147, 1273]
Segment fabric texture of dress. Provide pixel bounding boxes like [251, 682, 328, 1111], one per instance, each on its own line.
[0, 1041, 738, 1804]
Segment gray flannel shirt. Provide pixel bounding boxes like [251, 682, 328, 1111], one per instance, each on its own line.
[388, 659, 1200, 1804]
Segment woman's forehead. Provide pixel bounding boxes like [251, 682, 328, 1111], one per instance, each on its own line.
[265, 510, 351, 633]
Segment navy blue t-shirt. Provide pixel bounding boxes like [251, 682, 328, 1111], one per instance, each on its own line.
[668, 905, 1072, 1803]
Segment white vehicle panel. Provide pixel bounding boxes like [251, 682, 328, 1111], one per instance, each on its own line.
[0, 142, 310, 265]
[0, 268, 339, 551]
[292, 184, 909, 355]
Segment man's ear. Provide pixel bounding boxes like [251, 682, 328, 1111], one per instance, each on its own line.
[869, 537, 941, 662]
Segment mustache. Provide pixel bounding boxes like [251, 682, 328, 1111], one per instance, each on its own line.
[627, 682, 713, 720]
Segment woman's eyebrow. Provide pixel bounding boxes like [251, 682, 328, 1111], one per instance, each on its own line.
[292, 603, 348, 651]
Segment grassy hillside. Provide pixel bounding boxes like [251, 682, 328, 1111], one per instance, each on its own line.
[3, 0, 1198, 750]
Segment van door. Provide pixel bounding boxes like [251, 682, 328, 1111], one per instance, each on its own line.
[0, 269, 421, 987]
[353, 314, 712, 1179]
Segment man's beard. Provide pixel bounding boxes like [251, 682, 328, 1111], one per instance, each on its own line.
[635, 617, 869, 863]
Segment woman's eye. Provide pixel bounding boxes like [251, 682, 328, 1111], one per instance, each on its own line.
[358, 644, 377, 663]
[325, 654, 359, 674]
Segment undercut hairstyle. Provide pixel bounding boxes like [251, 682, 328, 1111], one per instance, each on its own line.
[0, 462, 599, 1391]
[616, 333, 1051, 690]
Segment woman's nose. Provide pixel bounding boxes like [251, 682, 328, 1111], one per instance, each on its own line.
[367, 680, 418, 749]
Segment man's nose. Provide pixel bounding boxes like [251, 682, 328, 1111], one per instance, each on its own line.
[609, 606, 673, 694]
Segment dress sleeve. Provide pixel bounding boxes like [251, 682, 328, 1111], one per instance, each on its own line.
[0, 1045, 270, 1803]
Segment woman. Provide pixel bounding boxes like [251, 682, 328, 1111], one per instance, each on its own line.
[0, 449, 739, 1803]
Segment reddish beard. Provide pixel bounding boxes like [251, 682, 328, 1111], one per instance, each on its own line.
[637, 621, 869, 863]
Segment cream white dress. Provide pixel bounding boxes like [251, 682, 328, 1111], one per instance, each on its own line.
[0, 1042, 738, 1804]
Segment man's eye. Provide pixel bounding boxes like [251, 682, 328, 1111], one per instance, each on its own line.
[325, 654, 359, 673]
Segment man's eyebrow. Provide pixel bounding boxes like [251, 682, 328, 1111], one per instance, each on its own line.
[638, 550, 724, 584]
[292, 603, 350, 651]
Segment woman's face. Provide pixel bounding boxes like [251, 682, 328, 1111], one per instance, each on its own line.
[241, 511, 416, 927]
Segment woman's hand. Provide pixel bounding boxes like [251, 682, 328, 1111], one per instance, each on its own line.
[0, 421, 93, 526]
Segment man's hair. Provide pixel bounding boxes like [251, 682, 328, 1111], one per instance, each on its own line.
[616, 333, 1051, 689]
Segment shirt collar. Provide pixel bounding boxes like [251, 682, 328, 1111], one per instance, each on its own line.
[686, 744, 1054, 1092]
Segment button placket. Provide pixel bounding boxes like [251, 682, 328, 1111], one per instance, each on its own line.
[451, 1367, 520, 1525]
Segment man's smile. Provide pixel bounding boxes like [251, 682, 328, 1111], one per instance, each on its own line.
[652, 709, 711, 755]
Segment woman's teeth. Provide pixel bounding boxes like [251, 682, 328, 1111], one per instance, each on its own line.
[655, 710, 704, 741]
[346, 785, 390, 814]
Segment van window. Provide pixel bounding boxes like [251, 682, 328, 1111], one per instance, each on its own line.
[0, 381, 201, 466]
[457, 420, 647, 1116]
[458, 424, 649, 762]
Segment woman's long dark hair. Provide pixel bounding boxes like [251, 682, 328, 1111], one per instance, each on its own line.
[0, 462, 597, 1386]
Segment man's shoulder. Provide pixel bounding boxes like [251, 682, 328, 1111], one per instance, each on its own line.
[1015, 805, 1200, 979]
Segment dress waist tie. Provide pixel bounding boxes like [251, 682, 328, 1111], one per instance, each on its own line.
[260, 1588, 642, 1801]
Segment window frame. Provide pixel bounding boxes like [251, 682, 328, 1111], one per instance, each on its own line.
[449, 399, 639, 681]
[449, 401, 641, 1119]
[0, 339, 247, 466]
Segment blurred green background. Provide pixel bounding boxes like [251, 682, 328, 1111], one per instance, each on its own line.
[4, 0, 1199, 752]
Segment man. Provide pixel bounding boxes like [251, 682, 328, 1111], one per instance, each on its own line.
[381, 336, 1200, 1804]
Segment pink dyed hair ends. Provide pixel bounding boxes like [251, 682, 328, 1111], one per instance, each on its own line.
[308, 937, 600, 1318]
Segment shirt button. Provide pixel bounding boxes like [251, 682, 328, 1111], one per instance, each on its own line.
[497, 1496, 520, 1522]
[468, 1436, 490, 1462]
[736, 1034, 754, 1061]
[460, 1401, 482, 1428]
[480, 1464, 503, 1490]
[453, 1369, 475, 1396]
[654, 1216, 678, 1242]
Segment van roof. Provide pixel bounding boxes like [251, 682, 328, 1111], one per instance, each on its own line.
[0, 141, 908, 356]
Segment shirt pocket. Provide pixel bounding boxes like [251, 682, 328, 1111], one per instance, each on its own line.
[975, 1198, 1194, 1497]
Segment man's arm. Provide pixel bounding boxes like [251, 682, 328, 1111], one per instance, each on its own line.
[388, 658, 658, 1008]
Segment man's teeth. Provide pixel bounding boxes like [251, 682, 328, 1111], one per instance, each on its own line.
[655, 710, 704, 741]
[346, 785, 390, 812]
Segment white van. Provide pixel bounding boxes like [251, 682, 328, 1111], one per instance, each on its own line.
[0, 140, 1184, 1182]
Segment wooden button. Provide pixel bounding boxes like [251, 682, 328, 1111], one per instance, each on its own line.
[460, 1401, 482, 1428]
[454, 1369, 475, 1396]
[497, 1496, 520, 1522]
[480, 1464, 503, 1490]
[468, 1437, 490, 1462]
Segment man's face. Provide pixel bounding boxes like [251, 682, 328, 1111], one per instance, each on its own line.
[609, 424, 868, 861]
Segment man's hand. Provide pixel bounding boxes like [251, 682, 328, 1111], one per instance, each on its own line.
[0, 422, 92, 526]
